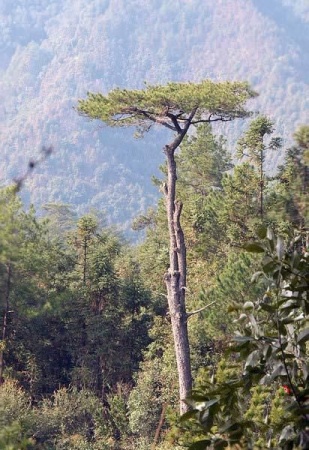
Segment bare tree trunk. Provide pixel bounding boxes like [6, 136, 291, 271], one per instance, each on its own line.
[163, 143, 192, 414]
[151, 402, 167, 449]
[259, 150, 264, 219]
[0, 263, 12, 385]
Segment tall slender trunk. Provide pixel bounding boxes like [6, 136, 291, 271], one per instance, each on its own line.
[0, 263, 12, 384]
[163, 143, 192, 414]
[259, 150, 264, 219]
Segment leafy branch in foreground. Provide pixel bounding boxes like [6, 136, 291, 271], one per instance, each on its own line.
[183, 227, 309, 449]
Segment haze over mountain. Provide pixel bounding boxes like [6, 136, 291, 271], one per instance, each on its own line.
[0, 0, 308, 234]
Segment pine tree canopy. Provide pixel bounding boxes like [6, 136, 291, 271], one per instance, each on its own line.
[77, 80, 257, 133]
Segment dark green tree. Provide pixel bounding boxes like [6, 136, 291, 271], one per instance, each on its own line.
[0, 195, 74, 396]
[176, 123, 232, 197]
[0, 188, 23, 384]
[277, 125, 309, 229]
[237, 115, 282, 219]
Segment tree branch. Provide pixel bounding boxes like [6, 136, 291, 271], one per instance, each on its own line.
[166, 107, 198, 152]
[125, 107, 177, 131]
[187, 301, 216, 319]
[191, 116, 233, 125]
[166, 112, 182, 133]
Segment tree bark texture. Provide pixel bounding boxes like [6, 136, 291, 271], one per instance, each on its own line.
[164, 143, 192, 414]
[259, 150, 264, 219]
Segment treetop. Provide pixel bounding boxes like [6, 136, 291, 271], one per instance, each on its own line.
[78, 80, 257, 134]
[237, 115, 282, 160]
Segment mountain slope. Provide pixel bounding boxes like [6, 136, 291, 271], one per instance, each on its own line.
[0, 0, 308, 234]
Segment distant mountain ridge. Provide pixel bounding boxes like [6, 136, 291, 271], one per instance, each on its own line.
[0, 0, 308, 235]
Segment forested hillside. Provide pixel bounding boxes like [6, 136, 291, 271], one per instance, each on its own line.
[1, 113, 308, 448]
[1, 2, 309, 448]
[0, 0, 308, 231]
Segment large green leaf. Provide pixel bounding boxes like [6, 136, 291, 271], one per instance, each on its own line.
[270, 362, 287, 380]
[232, 335, 255, 343]
[291, 251, 301, 269]
[278, 425, 296, 445]
[243, 243, 265, 253]
[202, 398, 220, 409]
[267, 227, 275, 246]
[262, 260, 279, 275]
[251, 271, 264, 282]
[213, 438, 229, 449]
[276, 236, 285, 260]
[198, 410, 214, 430]
[219, 420, 239, 433]
[280, 299, 299, 310]
[260, 302, 276, 312]
[297, 328, 309, 344]
[190, 394, 211, 402]
[256, 225, 267, 239]
[188, 440, 212, 450]
[180, 409, 199, 422]
[245, 350, 261, 369]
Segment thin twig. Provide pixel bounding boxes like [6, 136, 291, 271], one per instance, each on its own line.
[13, 146, 53, 191]
[151, 402, 168, 449]
[187, 301, 216, 319]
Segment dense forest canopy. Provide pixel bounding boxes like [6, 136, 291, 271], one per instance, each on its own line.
[1, 120, 308, 449]
[0, 0, 308, 233]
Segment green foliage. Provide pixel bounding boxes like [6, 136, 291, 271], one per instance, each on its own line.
[277, 125, 309, 229]
[199, 251, 264, 338]
[183, 228, 309, 449]
[134, 199, 169, 299]
[0, 380, 31, 429]
[177, 123, 232, 197]
[41, 203, 77, 237]
[175, 123, 234, 261]
[237, 115, 282, 163]
[0, 380, 34, 449]
[237, 115, 282, 219]
[128, 317, 178, 442]
[31, 387, 108, 449]
[1, 59, 308, 448]
[78, 80, 256, 132]
[0, 187, 24, 263]
[0, 421, 35, 450]
[191, 162, 260, 252]
[107, 383, 131, 440]
[0, 381, 115, 450]
[294, 126, 309, 155]
[0, 190, 154, 449]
